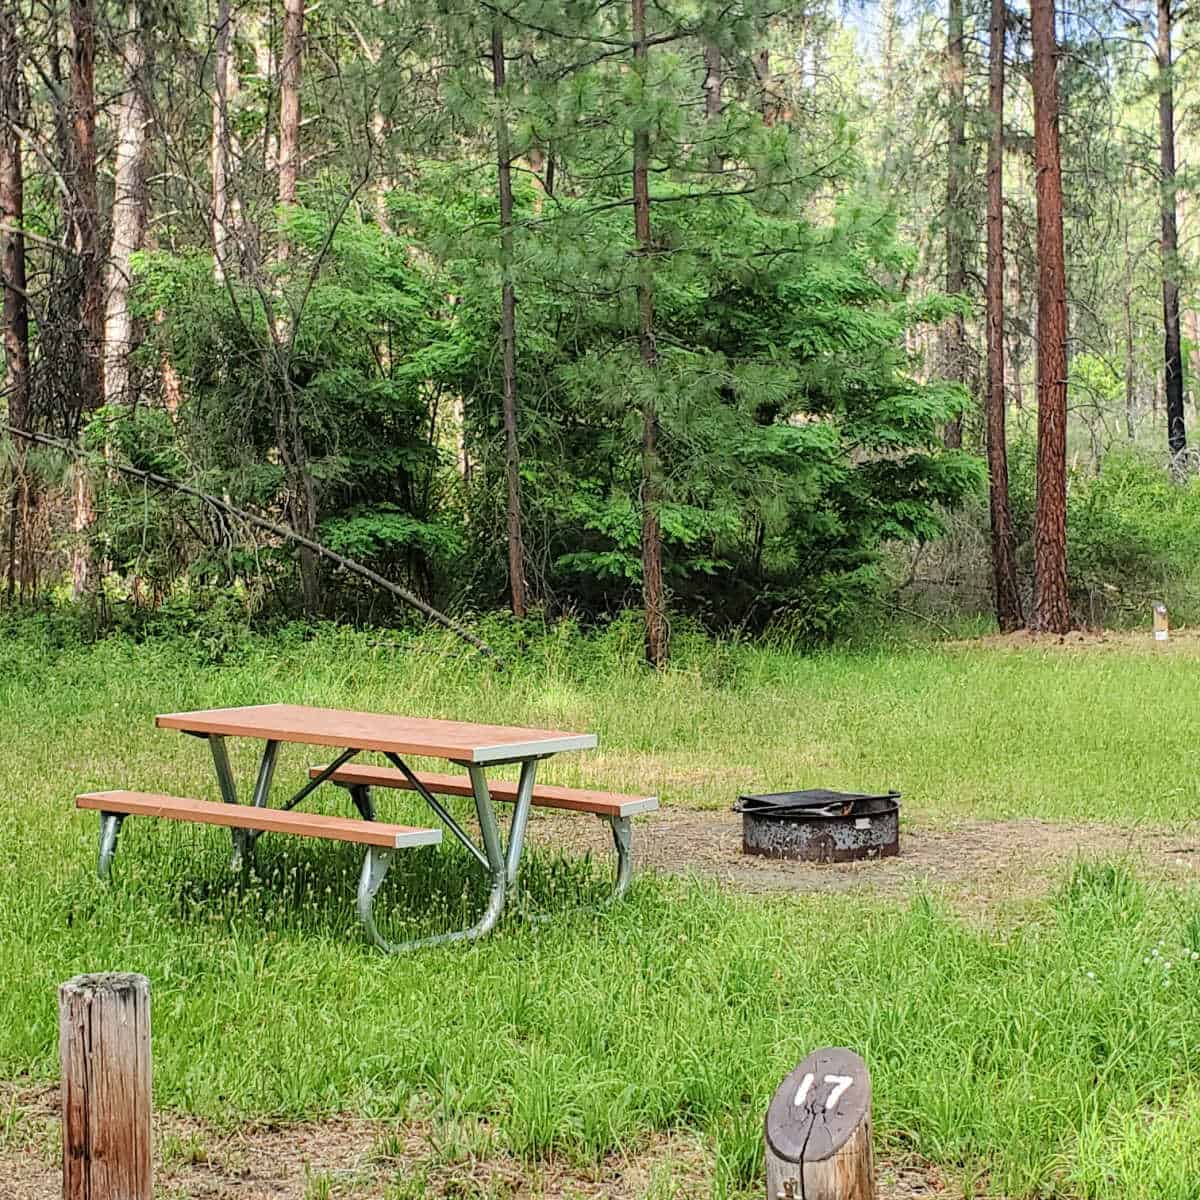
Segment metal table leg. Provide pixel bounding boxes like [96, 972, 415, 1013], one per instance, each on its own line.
[607, 816, 634, 901]
[354, 762, 509, 953]
[504, 759, 538, 889]
[96, 812, 125, 879]
[208, 734, 246, 869]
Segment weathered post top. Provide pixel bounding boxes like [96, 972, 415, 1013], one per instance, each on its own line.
[764, 1047, 874, 1200]
[60, 972, 152, 1200]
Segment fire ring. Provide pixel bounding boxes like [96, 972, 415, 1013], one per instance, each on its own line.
[734, 789, 901, 863]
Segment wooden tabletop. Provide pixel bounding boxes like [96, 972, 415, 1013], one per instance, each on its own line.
[156, 704, 598, 764]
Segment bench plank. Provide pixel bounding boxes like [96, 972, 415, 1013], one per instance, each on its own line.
[77, 791, 442, 849]
[308, 764, 658, 819]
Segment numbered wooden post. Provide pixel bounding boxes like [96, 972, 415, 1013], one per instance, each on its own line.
[764, 1048, 874, 1200]
[59, 973, 152, 1200]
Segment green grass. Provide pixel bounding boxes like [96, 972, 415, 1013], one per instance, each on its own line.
[2, 616, 1200, 1197]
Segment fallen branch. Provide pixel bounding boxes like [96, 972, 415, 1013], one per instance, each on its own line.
[3, 425, 503, 664]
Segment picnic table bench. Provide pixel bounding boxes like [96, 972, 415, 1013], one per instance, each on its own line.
[77, 704, 657, 952]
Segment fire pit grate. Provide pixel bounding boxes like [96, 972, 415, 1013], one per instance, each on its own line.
[734, 788, 901, 862]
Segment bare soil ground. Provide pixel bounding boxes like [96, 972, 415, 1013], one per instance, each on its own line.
[953, 625, 1200, 655]
[531, 807, 1200, 913]
[3, 1081, 952, 1199]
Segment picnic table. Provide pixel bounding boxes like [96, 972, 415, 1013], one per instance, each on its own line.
[77, 704, 657, 952]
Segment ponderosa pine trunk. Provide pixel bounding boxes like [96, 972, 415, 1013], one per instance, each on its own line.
[1, 2, 30, 601]
[68, 0, 101, 597]
[1157, 0, 1186, 467]
[942, 0, 967, 450]
[633, 0, 667, 668]
[985, 0, 1021, 631]
[103, 0, 150, 408]
[491, 19, 528, 619]
[1029, 0, 1071, 633]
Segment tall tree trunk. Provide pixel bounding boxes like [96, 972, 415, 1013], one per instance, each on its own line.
[633, 0, 667, 668]
[703, 41, 722, 172]
[752, 48, 774, 126]
[942, 0, 967, 449]
[276, 0, 316, 609]
[68, 0, 101, 597]
[1123, 220, 1137, 440]
[1188, 306, 1200, 417]
[68, 0, 101, 405]
[212, 0, 236, 278]
[881, 0, 898, 96]
[491, 19, 528, 619]
[1, 2, 30, 601]
[1006, 255, 1024, 410]
[1157, 0, 1186, 466]
[103, 0, 150, 408]
[1029, 0, 1071, 633]
[277, 0, 303, 258]
[985, 0, 1021, 631]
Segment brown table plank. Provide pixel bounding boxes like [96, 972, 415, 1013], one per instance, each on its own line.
[308, 763, 658, 818]
[155, 704, 597, 763]
[77, 790, 442, 849]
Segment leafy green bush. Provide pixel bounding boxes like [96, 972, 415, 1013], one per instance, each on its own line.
[1065, 451, 1200, 623]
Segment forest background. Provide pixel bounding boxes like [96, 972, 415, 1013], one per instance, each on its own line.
[2, 0, 1200, 661]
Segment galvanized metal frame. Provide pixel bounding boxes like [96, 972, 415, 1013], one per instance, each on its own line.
[96, 812, 125, 879]
[100, 723, 616, 952]
[503, 759, 538, 888]
[198, 732, 530, 950]
[355, 763, 509, 952]
[382, 751, 489, 870]
[607, 815, 634, 902]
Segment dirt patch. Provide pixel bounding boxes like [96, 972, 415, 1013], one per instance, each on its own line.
[953, 626, 1200, 655]
[528, 808, 1200, 910]
[1, 1082, 949, 1199]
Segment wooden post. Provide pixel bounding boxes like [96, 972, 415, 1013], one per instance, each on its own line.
[59, 973, 152, 1200]
[764, 1047, 874, 1200]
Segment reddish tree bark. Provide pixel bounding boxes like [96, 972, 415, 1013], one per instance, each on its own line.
[1029, 0, 1071, 633]
[633, 0, 667, 668]
[491, 19, 528, 619]
[67, 0, 101, 597]
[67, 0, 101, 407]
[943, 0, 967, 450]
[1157, 0, 1186, 465]
[985, 0, 1021, 631]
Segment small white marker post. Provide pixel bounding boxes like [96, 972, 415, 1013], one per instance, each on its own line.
[764, 1048, 875, 1200]
[1153, 603, 1169, 642]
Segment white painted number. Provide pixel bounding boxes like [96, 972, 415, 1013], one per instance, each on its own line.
[792, 1071, 855, 1110]
[823, 1075, 854, 1110]
[792, 1072, 815, 1106]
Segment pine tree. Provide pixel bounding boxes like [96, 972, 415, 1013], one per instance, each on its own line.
[1030, 0, 1071, 633]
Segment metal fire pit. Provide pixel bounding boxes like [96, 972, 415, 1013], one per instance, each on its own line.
[734, 789, 901, 863]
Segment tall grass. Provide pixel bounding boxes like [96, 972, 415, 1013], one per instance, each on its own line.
[2, 617, 1200, 1196]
